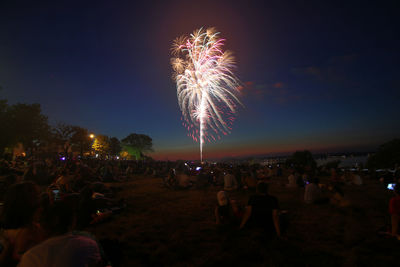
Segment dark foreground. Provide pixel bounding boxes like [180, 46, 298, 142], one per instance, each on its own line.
[89, 175, 398, 266]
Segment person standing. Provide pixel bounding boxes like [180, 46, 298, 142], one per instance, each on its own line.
[389, 185, 400, 238]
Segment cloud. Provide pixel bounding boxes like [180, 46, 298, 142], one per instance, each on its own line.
[292, 54, 358, 83]
[292, 66, 322, 78]
[272, 82, 284, 88]
[329, 54, 358, 64]
[238, 81, 261, 96]
[240, 81, 301, 105]
[290, 53, 366, 100]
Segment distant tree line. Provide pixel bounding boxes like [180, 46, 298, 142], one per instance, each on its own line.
[0, 90, 153, 160]
[285, 139, 400, 171]
[285, 150, 317, 172]
[366, 139, 400, 169]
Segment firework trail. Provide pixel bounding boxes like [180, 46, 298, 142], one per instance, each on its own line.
[171, 27, 242, 161]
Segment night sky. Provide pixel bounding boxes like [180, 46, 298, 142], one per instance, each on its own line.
[1, 0, 399, 160]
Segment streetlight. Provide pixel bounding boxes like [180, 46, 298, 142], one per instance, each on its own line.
[89, 134, 95, 157]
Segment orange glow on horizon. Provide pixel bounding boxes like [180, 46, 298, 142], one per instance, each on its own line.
[149, 141, 372, 161]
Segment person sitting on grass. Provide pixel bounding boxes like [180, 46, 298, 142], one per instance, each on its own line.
[223, 170, 238, 191]
[295, 172, 304, 187]
[328, 184, 350, 207]
[239, 182, 281, 238]
[0, 182, 46, 266]
[18, 198, 106, 267]
[215, 191, 242, 228]
[304, 177, 322, 204]
[164, 169, 177, 189]
[286, 171, 297, 187]
[176, 169, 192, 189]
[55, 169, 74, 193]
[389, 184, 400, 238]
[330, 168, 341, 183]
[341, 170, 353, 185]
[351, 171, 363, 186]
[196, 168, 209, 189]
[243, 173, 257, 191]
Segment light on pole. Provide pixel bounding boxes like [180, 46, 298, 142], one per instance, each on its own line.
[89, 134, 95, 157]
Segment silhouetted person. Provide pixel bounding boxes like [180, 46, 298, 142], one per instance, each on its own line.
[215, 191, 242, 228]
[19, 198, 104, 267]
[224, 170, 238, 191]
[389, 184, 400, 238]
[240, 182, 281, 238]
[0, 182, 46, 266]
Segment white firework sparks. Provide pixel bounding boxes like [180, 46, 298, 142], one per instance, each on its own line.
[171, 27, 242, 161]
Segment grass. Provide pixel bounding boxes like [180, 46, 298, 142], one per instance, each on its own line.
[88, 174, 399, 266]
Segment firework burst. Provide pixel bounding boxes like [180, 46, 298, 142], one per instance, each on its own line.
[171, 27, 242, 161]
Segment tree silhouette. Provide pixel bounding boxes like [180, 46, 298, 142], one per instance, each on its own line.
[121, 133, 153, 160]
[6, 103, 50, 156]
[52, 123, 76, 158]
[367, 139, 400, 169]
[109, 137, 122, 157]
[286, 150, 317, 172]
[0, 98, 10, 155]
[70, 126, 92, 157]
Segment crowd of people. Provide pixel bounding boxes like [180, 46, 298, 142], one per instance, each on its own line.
[202, 163, 399, 241]
[0, 157, 151, 267]
[163, 162, 281, 191]
[0, 156, 399, 266]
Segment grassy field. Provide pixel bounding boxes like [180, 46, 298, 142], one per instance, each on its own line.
[89, 175, 399, 266]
